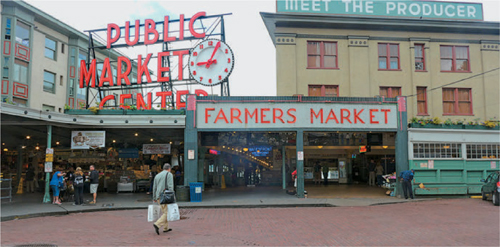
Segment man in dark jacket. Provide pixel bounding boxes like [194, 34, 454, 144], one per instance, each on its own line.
[89, 165, 99, 204]
[25, 167, 35, 193]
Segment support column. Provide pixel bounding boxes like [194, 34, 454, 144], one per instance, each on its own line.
[395, 97, 409, 198]
[296, 130, 304, 198]
[184, 95, 198, 186]
[282, 146, 286, 190]
[43, 125, 52, 203]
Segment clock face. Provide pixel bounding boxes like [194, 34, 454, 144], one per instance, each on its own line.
[188, 39, 234, 86]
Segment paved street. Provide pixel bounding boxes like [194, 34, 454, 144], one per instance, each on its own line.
[2, 199, 498, 246]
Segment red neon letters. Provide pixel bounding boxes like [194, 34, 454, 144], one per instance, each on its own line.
[107, 12, 206, 48]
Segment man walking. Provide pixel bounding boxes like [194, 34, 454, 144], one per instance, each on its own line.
[89, 165, 99, 204]
[368, 159, 376, 186]
[153, 163, 174, 235]
[399, 169, 415, 199]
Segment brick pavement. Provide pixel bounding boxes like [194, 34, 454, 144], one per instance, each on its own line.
[1, 199, 498, 246]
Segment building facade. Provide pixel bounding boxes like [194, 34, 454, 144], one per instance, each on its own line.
[261, 0, 500, 195]
[261, 8, 499, 122]
[1, 0, 139, 112]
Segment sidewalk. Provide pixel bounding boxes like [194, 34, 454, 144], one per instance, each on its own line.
[1, 186, 429, 221]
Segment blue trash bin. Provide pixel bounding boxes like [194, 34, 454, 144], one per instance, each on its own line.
[189, 182, 203, 202]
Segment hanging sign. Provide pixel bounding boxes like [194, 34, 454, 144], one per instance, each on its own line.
[297, 151, 304, 161]
[118, 148, 139, 158]
[45, 148, 54, 162]
[143, 144, 171, 155]
[45, 162, 53, 173]
[276, 0, 483, 21]
[71, 131, 106, 149]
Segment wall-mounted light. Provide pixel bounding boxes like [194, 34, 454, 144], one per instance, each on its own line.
[2, 143, 5, 145]
[26, 136, 31, 139]
[56, 141, 60, 145]
[134, 133, 138, 136]
[35, 146, 39, 150]
[150, 139, 154, 142]
[169, 141, 173, 144]
[113, 140, 116, 143]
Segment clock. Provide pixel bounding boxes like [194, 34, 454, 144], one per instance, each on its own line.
[188, 39, 234, 86]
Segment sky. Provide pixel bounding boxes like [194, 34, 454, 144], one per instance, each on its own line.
[24, 0, 500, 97]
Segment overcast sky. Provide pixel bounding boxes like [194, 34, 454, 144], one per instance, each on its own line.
[25, 0, 500, 96]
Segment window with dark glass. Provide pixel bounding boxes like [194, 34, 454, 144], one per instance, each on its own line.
[378, 43, 399, 70]
[417, 87, 427, 115]
[44, 71, 56, 93]
[379, 87, 401, 98]
[45, 37, 57, 60]
[442, 88, 472, 115]
[308, 85, 339, 97]
[307, 41, 338, 69]
[440, 46, 470, 72]
[415, 44, 425, 71]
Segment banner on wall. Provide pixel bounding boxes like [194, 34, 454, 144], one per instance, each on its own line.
[71, 131, 105, 149]
[143, 144, 171, 155]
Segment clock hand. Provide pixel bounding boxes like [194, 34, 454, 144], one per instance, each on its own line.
[205, 59, 217, 68]
[206, 41, 221, 68]
[197, 62, 209, 66]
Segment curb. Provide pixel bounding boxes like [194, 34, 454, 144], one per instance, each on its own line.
[1, 200, 419, 222]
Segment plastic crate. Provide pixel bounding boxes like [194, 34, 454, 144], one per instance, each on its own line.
[189, 182, 203, 202]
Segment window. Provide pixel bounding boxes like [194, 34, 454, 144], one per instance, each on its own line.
[44, 37, 57, 60]
[378, 43, 399, 70]
[307, 41, 338, 69]
[43, 71, 56, 93]
[60, 75, 63, 86]
[42, 104, 55, 112]
[308, 85, 339, 97]
[467, 144, 500, 159]
[12, 97, 27, 106]
[5, 18, 12, 40]
[15, 21, 30, 46]
[61, 43, 65, 54]
[415, 44, 425, 71]
[379, 87, 401, 98]
[77, 51, 87, 97]
[413, 143, 462, 159]
[417, 87, 428, 115]
[440, 46, 470, 72]
[13, 59, 28, 84]
[442, 88, 472, 115]
[69, 79, 75, 96]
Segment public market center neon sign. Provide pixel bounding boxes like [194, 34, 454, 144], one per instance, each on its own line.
[79, 12, 209, 109]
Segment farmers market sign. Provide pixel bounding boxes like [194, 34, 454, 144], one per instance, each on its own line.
[277, 0, 483, 21]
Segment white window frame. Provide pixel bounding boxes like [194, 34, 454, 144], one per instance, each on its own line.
[412, 142, 463, 159]
[466, 144, 500, 160]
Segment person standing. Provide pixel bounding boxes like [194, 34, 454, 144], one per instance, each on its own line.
[49, 167, 65, 205]
[89, 165, 99, 204]
[175, 168, 182, 187]
[368, 159, 376, 186]
[314, 162, 321, 185]
[152, 163, 174, 235]
[25, 167, 35, 193]
[322, 164, 329, 185]
[400, 169, 415, 199]
[375, 162, 384, 186]
[73, 167, 85, 205]
[291, 168, 297, 188]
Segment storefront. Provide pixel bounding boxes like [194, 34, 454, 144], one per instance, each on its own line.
[183, 95, 408, 198]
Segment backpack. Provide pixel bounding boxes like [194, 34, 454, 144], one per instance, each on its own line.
[74, 175, 84, 186]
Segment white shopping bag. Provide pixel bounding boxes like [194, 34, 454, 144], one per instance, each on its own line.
[148, 204, 161, 222]
[167, 203, 180, 222]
